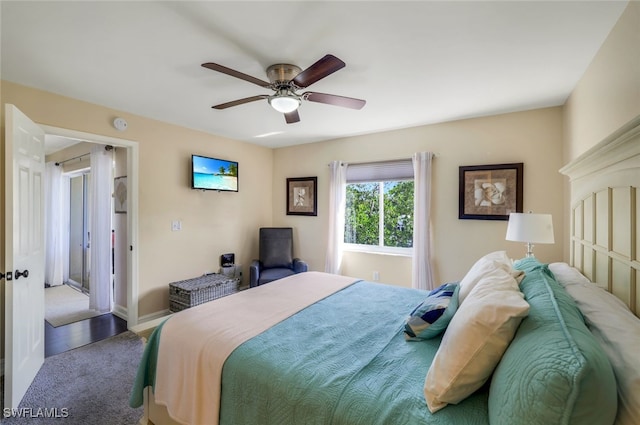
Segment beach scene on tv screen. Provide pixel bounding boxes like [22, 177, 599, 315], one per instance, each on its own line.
[193, 156, 238, 191]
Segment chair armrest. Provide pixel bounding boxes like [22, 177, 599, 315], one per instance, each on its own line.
[293, 258, 308, 273]
[249, 260, 261, 288]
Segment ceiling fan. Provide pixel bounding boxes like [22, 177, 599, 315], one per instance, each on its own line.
[201, 54, 366, 124]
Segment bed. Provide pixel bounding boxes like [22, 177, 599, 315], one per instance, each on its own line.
[130, 116, 640, 425]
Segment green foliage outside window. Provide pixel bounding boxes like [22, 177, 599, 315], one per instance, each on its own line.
[345, 183, 380, 245]
[384, 181, 414, 248]
[345, 180, 414, 248]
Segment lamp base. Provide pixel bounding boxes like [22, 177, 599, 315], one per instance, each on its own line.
[524, 242, 535, 258]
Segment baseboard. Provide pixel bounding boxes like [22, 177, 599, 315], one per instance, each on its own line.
[113, 305, 169, 331]
[112, 304, 128, 321]
[129, 310, 172, 334]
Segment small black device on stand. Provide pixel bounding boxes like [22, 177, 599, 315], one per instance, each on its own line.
[220, 253, 242, 280]
[220, 253, 235, 267]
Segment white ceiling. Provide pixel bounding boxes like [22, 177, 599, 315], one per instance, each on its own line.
[1, 1, 628, 149]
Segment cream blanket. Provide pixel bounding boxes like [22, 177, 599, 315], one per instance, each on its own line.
[154, 271, 358, 425]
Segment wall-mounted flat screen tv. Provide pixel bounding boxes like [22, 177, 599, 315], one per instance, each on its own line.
[191, 154, 238, 192]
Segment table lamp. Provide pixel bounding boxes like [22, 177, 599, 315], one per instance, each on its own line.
[506, 212, 554, 258]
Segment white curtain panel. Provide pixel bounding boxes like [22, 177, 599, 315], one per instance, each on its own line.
[325, 161, 347, 274]
[412, 152, 435, 290]
[89, 146, 113, 313]
[44, 162, 65, 286]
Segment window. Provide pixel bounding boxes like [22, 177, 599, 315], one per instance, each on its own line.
[344, 160, 414, 254]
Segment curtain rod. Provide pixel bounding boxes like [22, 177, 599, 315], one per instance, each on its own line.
[55, 145, 113, 166]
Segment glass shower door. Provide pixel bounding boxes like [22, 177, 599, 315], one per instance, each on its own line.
[68, 173, 91, 292]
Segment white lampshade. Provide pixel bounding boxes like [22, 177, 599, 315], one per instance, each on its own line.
[268, 95, 300, 113]
[506, 212, 554, 257]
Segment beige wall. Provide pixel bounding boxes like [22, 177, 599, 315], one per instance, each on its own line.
[563, 1, 640, 162]
[562, 2, 640, 260]
[342, 251, 413, 288]
[273, 107, 565, 286]
[1, 81, 274, 318]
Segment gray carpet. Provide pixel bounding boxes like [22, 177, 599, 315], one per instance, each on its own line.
[3, 331, 144, 424]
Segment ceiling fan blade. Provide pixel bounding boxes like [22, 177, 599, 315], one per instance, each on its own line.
[284, 110, 300, 124]
[291, 54, 346, 88]
[202, 63, 271, 88]
[303, 92, 366, 110]
[212, 95, 267, 109]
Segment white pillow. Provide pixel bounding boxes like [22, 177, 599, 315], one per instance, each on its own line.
[548, 262, 592, 287]
[458, 251, 524, 304]
[424, 267, 530, 413]
[549, 262, 640, 425]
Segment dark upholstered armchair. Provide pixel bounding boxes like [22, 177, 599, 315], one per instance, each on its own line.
[249, 227, 308, 287]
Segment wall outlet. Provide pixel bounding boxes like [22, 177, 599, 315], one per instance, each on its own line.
[372, 271, 380, 281]
[171, 220, 181, 231]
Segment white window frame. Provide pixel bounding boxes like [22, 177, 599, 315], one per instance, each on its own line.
[343, 159, 414, 256]
[343, 242, 413, 256]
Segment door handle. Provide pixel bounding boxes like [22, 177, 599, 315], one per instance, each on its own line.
[15, 269, 29, 280]
[0, 272, 4, 280]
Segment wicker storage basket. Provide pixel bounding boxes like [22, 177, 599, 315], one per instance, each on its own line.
[169, 273, 240, 312]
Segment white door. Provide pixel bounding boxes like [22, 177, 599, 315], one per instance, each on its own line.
[4, 104, 45, 409]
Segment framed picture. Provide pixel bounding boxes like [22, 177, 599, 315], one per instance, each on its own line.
[114, 176, 128, 214]
[459, 163, 523, 220]
[287, 177, 317, 216]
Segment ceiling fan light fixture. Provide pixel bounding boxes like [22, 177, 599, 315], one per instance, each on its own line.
[204, 55, 366, 123]
[268, 93, 301, 113]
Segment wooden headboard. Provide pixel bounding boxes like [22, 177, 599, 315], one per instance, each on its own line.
[560, 116, 640, 317]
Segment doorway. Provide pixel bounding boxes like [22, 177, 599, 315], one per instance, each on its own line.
[43, 143, 129, 356]
[41, 124, 140, 328]
[43, 145, 115, 330]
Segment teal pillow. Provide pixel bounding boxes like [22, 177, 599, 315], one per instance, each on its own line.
[404, 283, 459, 340]
[488, 258, 617, 425]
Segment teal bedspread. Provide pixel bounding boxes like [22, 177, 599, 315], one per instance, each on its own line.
[129, 319, 168, 408]
[219, 281, 489, 425]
